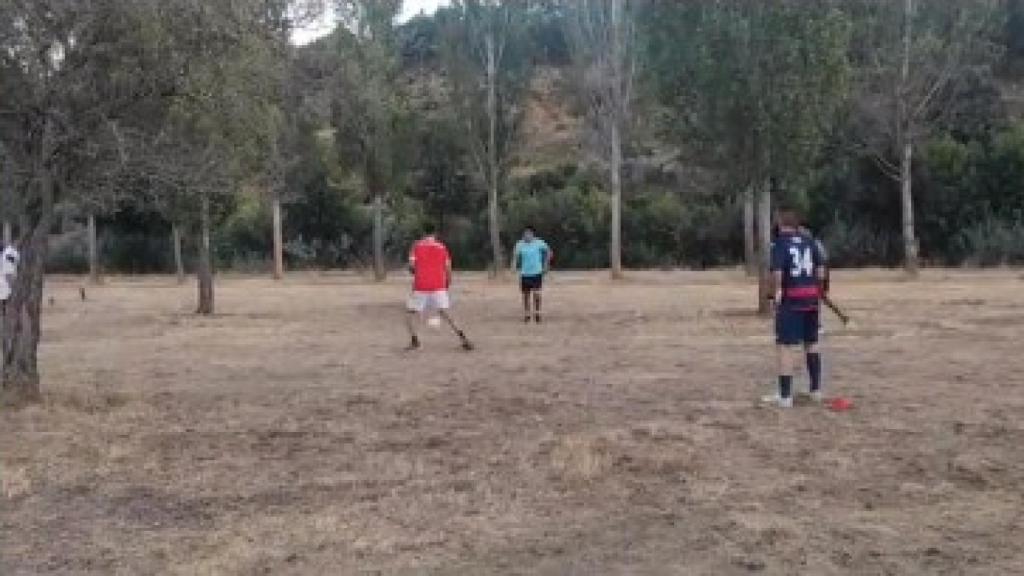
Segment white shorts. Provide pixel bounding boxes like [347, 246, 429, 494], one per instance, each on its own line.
[407, 290, 450, 313]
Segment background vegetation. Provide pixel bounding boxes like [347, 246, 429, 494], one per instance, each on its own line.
[13, 1, 1024, 277]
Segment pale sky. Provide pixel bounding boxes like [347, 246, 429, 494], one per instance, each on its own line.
[291, 0, 450, 45]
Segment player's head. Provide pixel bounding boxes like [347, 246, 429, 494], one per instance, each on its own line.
[522, 225, 535, 242]
[422, 221, 437, 238]
[777, 208, 800, 231]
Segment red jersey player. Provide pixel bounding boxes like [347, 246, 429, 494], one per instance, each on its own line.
[405, 223, 473, 351]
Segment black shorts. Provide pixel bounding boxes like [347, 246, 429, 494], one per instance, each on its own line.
[520, 274, 544, 293]
[776, 307, 820, 346]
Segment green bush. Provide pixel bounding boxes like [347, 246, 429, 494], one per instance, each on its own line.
[505, 166, 610, 268]
[819, 218, 901, 267]
[953, 218, 1024, 266]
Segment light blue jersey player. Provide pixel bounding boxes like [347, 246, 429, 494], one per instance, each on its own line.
[511, 226, 552, 323]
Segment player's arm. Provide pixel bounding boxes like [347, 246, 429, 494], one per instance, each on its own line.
[772, 270, 783, 303]
[769, 241, 784, 303]
[544, 243, 553, 272]
[408, 250, 416, 275]
[444, 250, 452, 286]
[510, 243, 519, 274]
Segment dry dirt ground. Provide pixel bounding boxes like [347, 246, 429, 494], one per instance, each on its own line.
[2, 270, 1024, 575]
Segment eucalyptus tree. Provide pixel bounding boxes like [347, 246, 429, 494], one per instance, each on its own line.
[847, 0, 1001, 274]
[567, 0, 638, 278]
[439, 1, 532, 275]
[643, 0, 851, 310]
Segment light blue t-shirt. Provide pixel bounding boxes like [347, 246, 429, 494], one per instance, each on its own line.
[514, 239, 550, 277]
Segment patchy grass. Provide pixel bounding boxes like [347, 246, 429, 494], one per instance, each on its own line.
[2, 270, 1024, 574]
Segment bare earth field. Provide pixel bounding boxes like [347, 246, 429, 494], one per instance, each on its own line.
[2, 270, 1024, 575]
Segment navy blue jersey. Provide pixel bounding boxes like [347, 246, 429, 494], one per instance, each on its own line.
[770, 231, 824, 310]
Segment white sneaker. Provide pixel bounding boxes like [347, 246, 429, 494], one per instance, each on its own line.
[761, 393, 793, 408]
[810, 390, 824, 403]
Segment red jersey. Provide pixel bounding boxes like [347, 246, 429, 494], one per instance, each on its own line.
[410, 237, 450, 292]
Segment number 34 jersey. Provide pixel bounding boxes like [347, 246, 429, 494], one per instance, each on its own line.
[770, 231, 825, 311]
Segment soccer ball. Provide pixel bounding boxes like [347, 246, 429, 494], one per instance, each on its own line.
[427, 316, 442, 329]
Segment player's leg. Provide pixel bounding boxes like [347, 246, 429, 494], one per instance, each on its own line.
[520, 277, 532, 322]
[774, 308, 800, 408]
[777, 345, 798, 408]
[405, 293, 425, 350]
[532, 275, 543, 323]
[804, 309, 823, 401]
[435, 292, 473, 350]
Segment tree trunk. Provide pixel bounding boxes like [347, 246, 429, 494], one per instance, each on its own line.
[609, 0, 624, 279]
[197, 197, 214, 315]
[2, 117, 55, 404]
[743, 186, 756, 277]
[87, 213, 101, 285]
[2, 226, 47, 405]
[2, 222, 11, 246]
[756, 181, 772, 315]
[485, 32, 504, 277]
[900, 138, 918, 275]
[899, 0, 919, 275]
[172, 222, 185, 284]
[272, 196, 284, 280]
[372, 190, 385, 282]
[610, 118, 623, 279]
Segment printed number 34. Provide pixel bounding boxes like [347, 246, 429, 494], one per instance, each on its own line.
[789, 247, 814, 277]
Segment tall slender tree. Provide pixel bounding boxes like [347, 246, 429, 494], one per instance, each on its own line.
[439, 1, 531, 276]
[848, 0, 1000, 274]
[332, 0, 407, 281]
[568, 0, 637, 279]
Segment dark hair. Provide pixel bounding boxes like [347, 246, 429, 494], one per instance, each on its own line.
[422, 221, 437, 235]
[777, 208, 801, 228]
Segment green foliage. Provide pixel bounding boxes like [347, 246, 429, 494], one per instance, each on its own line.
[953, 218, 1024, 265]
[18, 0, 1024, 275]
[642, 1, 851, 189]
[505, 166, 609, 268]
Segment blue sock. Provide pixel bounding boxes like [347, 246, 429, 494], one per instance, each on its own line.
[807, 353, 822, 393]
[779, 375, 793, 399]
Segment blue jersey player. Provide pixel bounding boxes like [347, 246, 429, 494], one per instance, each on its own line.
[511, 226, 553, 323]
[768, 209, 827, 408]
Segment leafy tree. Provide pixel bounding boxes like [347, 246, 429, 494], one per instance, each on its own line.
[438, 0, 532, 275]
[567, 0, 638, 278]
[848, 0, 1001, 274]
[643, 0, 850, 310]
[331, 0, 411, 280]
[0, 0, 189, 401]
